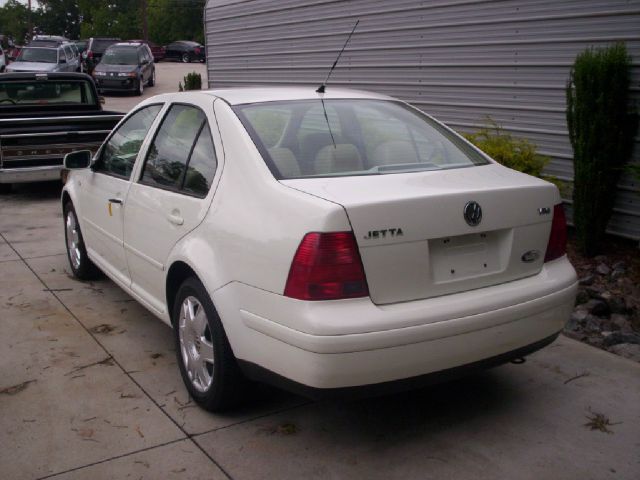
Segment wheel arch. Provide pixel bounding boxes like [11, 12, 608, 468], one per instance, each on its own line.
[61, 189, 72, 209]
[166, 261, 199, 324]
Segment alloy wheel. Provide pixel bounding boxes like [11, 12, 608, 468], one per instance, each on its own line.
[178, 296, 214, 392]
[65, 211, 81, 270]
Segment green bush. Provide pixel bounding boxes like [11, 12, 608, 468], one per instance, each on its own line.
[178, 72, 202, 92]
[566, 43, 638, 256]
[464, 119, 550, 177]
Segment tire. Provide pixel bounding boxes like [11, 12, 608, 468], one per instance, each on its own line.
[173, 277, 247, 411]
[147, 69, 155, 87]
[64, 202, 100, 280]
[136, 78, 144, 96]
[181, 52, 190, 63]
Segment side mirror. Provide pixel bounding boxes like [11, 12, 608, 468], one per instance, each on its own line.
[98, 96, 106, 105]
[64, 150, 92, 169]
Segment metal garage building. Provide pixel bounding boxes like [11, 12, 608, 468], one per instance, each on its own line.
[204, 0, 640, 241]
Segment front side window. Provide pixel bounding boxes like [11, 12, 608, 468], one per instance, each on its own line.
[234, 99, 489, 179]
[64, 46, 73, 60]
[96, 104, 162, 178]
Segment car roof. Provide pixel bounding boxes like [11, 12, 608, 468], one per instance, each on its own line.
[21, 46, 58, 51]
[143, 87, 394, 106]
[205, 86, 394, 105]
[111, 42, 142, 47]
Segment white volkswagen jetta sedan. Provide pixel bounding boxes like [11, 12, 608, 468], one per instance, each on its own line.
[61, 87, 577, 411]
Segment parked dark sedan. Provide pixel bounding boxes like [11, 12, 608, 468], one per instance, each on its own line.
[129, 39, 165, 62]
[164, 40, 205, 63]
[93, 42, 155, 96]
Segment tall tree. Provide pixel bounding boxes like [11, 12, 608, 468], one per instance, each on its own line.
[0, 0, 31, 43]
[148, 0, 205, 45]
[37, 0, 81, 38]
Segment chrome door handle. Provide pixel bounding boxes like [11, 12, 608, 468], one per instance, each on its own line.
[167, 213, 184, 225]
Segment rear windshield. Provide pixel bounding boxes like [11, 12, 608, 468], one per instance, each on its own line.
[234, 99, 489, 179]
[101, 47, 138, 65]
[17, 47, 57, 63]
[0, 80, 97, 106]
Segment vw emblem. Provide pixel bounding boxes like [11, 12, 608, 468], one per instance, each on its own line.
[463, 201, 482, 227]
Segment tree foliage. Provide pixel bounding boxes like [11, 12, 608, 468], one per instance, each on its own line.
[0, 0, 205, 45]
[566, 43, 638, 256]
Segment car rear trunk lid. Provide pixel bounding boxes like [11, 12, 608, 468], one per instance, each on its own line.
[281, 164, 559, 305]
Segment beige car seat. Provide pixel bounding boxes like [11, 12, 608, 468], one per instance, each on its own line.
[314, 144, 363, 175]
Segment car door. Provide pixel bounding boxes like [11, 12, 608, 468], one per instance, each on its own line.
[80, 104, 163, 287]
[142, 48, 151, 82]
[124, 101, 222, 314]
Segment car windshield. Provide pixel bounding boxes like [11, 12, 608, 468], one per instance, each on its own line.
[0, 80, 97, 106]
[101, 47, 138, 65]
[17, 48, 57, 63]
[234, 99, 489, 179]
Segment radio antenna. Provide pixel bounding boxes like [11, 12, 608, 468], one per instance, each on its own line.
[316, 20, 359, 94]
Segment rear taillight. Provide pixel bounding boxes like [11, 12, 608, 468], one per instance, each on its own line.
[284, 232, 369, 301]
[544, 203, 567, 262]
[87, 51, 93, 59]
[194, 47, 201, 54]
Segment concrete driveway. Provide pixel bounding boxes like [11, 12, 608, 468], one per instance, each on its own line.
[1, 189, 639, 477]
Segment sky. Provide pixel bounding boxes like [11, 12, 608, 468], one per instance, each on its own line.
[0, 0, 40, 6]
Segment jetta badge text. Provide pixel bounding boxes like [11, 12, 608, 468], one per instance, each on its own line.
[363, 228, 404, 240]
[463, 201, 482, 227]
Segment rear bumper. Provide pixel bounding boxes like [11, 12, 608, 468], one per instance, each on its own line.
[212, 257, 577, 391]
[0, 165, 62, 184]
[238, 332, 560, 400]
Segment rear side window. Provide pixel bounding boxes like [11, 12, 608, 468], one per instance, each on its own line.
[140, 104, 218, 197]
[183, 126, 217, 197]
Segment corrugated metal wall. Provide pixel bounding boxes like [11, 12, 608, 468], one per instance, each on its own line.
[205, 0, 640, 240]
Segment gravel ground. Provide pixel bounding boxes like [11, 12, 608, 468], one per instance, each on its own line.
[564, 233, 640, 362]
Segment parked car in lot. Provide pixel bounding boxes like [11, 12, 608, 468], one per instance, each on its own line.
[93, 42, 155, 95]
[29, 35, 70, 46]
[74, 40, 87, 57]
[7, 45, 22, 62]
[129, 39, 165, 62]
[0, 47, 5, 72]
[83, 37, 120, 73]
[0, 72, 124, 192]
[61, 87, 577, 411]
[164, 40, 205, 63]
[6, 45, 81, 73]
